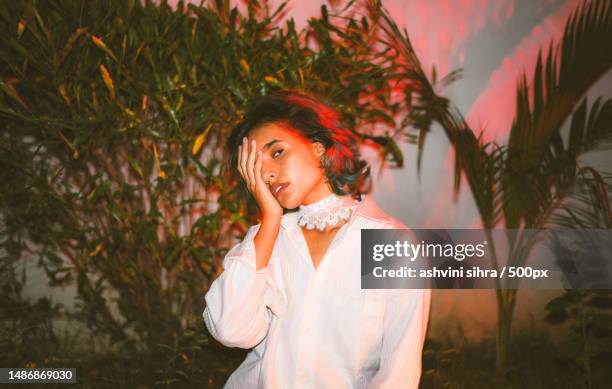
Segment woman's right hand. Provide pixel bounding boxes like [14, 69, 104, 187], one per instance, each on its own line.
[238, 137, 283, 220]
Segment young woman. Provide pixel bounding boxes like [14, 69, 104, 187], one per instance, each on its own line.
[203, 91, 431, 388]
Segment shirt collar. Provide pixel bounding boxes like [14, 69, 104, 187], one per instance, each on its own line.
[280, 194, 390, 230]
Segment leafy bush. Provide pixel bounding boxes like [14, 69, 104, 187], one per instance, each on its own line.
[0, 0, 423, 357]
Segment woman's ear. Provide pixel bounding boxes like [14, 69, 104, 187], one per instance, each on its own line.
[312, 142, 325, 158]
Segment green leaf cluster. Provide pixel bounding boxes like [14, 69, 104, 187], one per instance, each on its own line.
[0, 0, 431, 354]
[545, 289, 612, 389]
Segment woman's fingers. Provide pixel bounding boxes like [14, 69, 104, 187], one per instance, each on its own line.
[238, 144, 245, 181]
[238, 138, 269, 198]
[254, 150, 265, 191]
[245, 139, 257, 191]
[238, 138, 248, 184]
[239, 140, 282, 218]
[239, 138, 254, 191]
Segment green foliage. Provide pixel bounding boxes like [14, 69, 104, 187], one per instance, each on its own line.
[0, 0, 433, 360]
[503, 0, 612, 229]
[545, 290, 612, 389]
[419, 325, 612, 389]
[372, 0, 612, 378]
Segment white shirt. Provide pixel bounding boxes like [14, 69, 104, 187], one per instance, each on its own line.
[203, 194, 431, 388]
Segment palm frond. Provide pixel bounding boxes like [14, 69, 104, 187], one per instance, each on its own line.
[546, 168, 612, 228]
[366, 0, 507, 217]
[504, 0, 612, 227]
[452, 130, 507, 228]
[519, 96, 612, 228]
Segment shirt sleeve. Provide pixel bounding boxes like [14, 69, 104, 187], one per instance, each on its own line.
[366, 288, 431, 389]
[203, 224, 285, 349]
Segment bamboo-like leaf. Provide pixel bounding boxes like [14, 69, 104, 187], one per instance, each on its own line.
[32, 5, 50, 42]
[264, 75, 283, 87]
[0, 79, 28, 108]
[153, 144, 167, 179]
[58, 83, 70, 107]
[99, 64, 115, 100]
[60, 27, 88, 63]
[89, 243, 104, 257]
[191, 124, 212, 155]
[91, 35, 119, 63]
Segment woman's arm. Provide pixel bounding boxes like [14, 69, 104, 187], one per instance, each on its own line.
[203, 218, 284, 349]
[254, 213, 281, 270]
[203, 138, 285, 348]
[367, 288, 431, 388]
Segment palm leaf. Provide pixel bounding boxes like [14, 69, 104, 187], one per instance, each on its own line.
[504, 0, 612, 228]
[366, 0, 503, 209]
[548, 168, 612, 229]
[529, 97, 612, 229]
[452, 129, 506, 228]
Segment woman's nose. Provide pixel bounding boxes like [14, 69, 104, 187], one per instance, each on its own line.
[261, 159, 276, 184]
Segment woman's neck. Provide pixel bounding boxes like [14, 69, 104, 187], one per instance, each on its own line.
[301, 181, 335, 206]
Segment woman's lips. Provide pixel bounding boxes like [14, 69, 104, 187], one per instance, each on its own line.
[273, 183, 289, 196]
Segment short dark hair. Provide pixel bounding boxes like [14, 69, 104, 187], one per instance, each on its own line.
[226, 90, 371, 198]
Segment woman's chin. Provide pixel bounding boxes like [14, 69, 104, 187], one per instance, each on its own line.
[278, 193, 300, 210]
[279, 199, 297, 210]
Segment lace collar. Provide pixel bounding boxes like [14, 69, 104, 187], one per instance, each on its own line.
[297, 193, 360, 231]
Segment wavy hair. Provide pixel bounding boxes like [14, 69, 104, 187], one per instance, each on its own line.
[226, 90, 371, 199]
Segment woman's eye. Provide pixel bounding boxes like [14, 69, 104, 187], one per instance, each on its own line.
[272, 149, 284, 158]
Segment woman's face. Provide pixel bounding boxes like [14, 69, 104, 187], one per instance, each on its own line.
[246, 122, 332, 209]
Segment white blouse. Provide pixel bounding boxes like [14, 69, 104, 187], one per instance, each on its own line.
[203, 194, 431, 388]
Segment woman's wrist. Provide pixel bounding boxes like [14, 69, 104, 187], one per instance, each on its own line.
[254, 213, 282, 271]
[261, 208, 283, 222]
